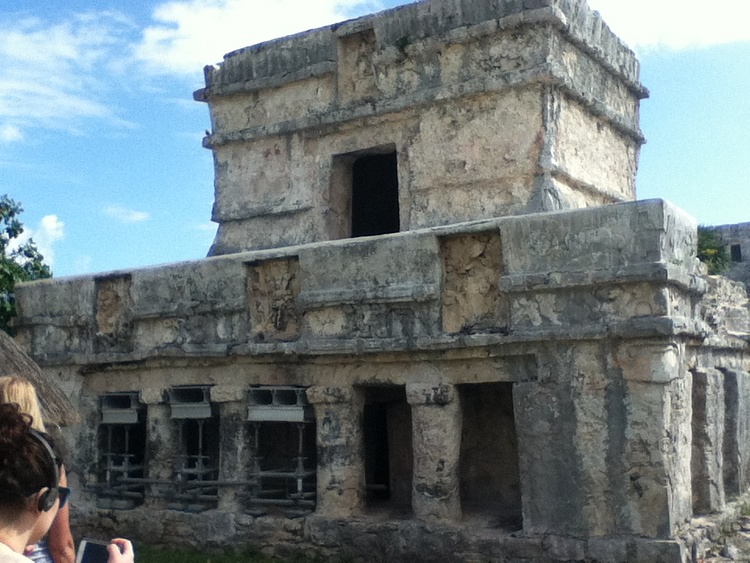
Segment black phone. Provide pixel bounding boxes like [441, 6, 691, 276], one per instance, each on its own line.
[76, 538, 110, 563]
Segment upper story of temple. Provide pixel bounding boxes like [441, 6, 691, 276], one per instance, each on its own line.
[194, 0, 648, 255]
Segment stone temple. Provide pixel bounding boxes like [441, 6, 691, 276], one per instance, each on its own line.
[13, 0, 750, 561]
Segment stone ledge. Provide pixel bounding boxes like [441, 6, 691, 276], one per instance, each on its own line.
[27, 315, 706, 369]
[500, 262, 702, 293]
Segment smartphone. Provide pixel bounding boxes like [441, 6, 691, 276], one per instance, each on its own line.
[75, 538, 110, 563]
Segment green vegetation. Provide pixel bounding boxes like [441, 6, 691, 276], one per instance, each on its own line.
[697, 225, 730, 275]
[0, 195, 52, 333]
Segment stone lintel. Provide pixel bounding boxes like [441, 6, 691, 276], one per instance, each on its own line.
[210, 385, 246, 403]
[306, 386, 353, 405]
[405, 383, 456, 406]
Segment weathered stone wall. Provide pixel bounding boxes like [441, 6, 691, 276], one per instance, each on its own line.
[714, 221, 750, 288]
[196, 0, 647, 255]
[15, 199, 750, 561]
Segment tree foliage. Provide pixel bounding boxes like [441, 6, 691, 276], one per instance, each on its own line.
[0, 195, 52, 333]
[697, 225, 729, 275]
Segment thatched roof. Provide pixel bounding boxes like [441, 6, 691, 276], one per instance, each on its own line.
[0, 330, 79, 426]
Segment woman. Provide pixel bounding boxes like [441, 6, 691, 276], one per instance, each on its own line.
[0, 376, 74, 563]
[0, 403, 133, 562]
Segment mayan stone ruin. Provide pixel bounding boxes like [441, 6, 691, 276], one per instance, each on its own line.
[12, 0, 750, 561]
[715, 222, 750, 290]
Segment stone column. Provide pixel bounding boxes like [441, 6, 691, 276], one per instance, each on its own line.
[691, 368, 725, 513]
[141, 387, 178, 510]
[722, 369, 750, 495]
[406, 383, 462, 522]
[616, 340, 692, 538]
[306, 386, 364, 517]
[213, 386, 250, 512]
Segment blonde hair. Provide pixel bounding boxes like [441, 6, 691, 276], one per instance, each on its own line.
[0, 376, 46, 432]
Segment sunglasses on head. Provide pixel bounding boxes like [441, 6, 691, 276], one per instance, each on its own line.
[58, 487, 71, 509]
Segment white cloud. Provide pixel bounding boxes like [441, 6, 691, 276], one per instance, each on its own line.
[134, 0, 385, 75]
[14, 214, 66, 267]
[0, 124, 23, 143]
[104, 205, 151, 224]
[0, 12, 137, 135]
[587, 0, 750, 51]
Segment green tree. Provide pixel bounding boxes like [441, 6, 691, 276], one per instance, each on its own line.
[0, 195, 52, 333]
[697, 225, 729, 275]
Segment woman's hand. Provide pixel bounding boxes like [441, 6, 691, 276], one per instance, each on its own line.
[107, 538, 134, 563]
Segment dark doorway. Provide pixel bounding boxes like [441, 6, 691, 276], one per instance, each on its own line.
[364, 402, 391, 501]
[351, 152, 399, 237]
[459, 382, 522, 530]
[361, 385, 412, 512]
[731, 244, 742, 262]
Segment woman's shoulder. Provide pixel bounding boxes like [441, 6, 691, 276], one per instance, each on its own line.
[0, 541, 33, 562]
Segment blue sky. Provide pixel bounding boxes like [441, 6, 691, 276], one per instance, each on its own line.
[1, 0, 748, 278]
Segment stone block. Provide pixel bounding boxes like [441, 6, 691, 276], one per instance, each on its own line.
[501, 199, 697, 280]
[586, 537, 628, 561]
[210, 386, 246, 403]
[94, 274, 133, 353]
[298, 232, 441, 308]
[542, 534, 585, 560]
[130, 258, 246, 318]
[440, 231, 507, 334]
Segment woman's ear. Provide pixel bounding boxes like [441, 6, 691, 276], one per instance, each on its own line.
[28, 489, 46, 514]
[33, 487, 58, 513]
